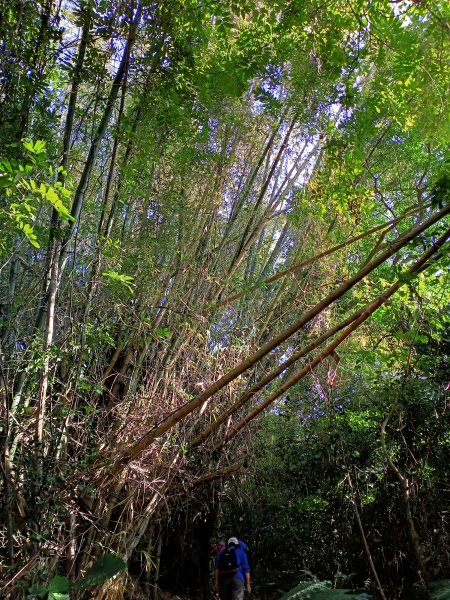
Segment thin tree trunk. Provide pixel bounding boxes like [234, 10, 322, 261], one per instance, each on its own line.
[346, 474, 387, 600]
[215, 109, 287, 259]
[103, 106, 142, 238]
[35, 252, 59, 449]
[61, 0, 92, 173]
[226, 116, 297, 280]
[258, 221, 289, 282]
[125, 494, 164, 561]
[153, 534, 162, 600]
[380, 403, 430, 584]
[1, 363, 15, 565]
[97, 70, 128, 237]
[0, 235, 21, 346]
[16, 0, 55, 141]
[81, 71, 129, 343]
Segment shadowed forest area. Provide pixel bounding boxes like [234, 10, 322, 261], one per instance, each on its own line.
[0, 0, 449, 598]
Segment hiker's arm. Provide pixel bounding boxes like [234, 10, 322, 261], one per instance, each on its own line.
[241, 551, 251, 593]
[214, 568, 219, 590]
[245, 571, 251, 593]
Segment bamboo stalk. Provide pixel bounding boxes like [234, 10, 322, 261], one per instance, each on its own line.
[217, 225, 450, 447]
[214, 202, 430, 310]
[104, 204, 450, 476]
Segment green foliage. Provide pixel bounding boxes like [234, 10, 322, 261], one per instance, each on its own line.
[102, 270, 135, 294]
[312, 594, 371, 600]
[26, 554, 126, 599]
[154, 327, 173, 340]
[279, 580, 330, 599]
[279, 577, 372, 600]
[0, 141, 73, 251]
[29, 576, 70, 600]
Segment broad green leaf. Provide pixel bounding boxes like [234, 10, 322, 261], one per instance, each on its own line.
[48, 576, 69, 594]
[72, 553, 126, 590]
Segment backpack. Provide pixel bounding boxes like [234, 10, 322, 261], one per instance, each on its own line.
[217, 546, 239, 575]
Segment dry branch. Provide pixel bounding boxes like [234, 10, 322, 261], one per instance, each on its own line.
[192, 463, 245, 485]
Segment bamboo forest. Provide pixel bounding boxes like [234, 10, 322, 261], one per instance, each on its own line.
[0, 0, 449, 598]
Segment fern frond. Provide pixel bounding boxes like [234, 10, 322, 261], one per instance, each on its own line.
[430, 580, 450, 600]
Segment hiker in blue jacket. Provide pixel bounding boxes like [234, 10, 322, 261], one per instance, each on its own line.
[214, 537, 251, 600]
